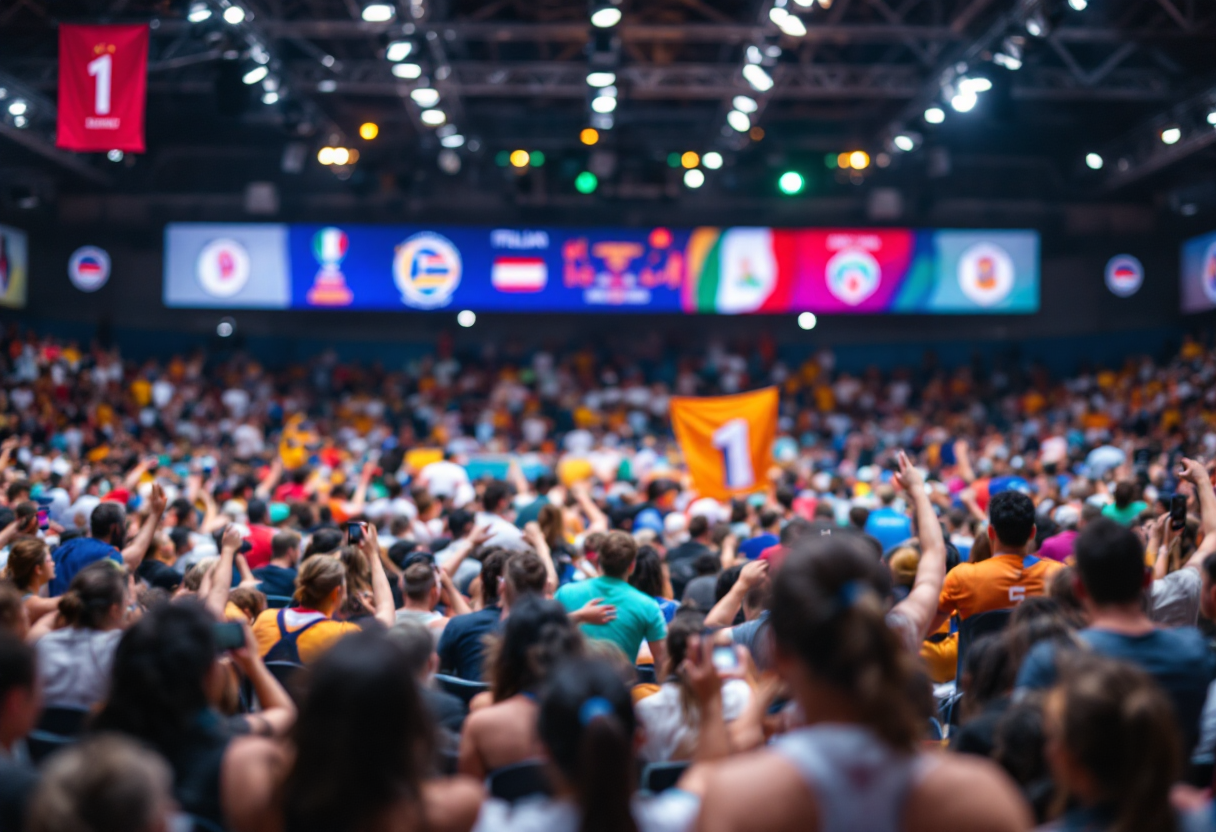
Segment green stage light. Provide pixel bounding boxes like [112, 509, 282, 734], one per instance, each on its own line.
[529, 150, 546, 167]
[778, 170, 805, 195]
[575, 170, 598, 194]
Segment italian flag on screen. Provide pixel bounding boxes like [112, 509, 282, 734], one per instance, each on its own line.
[684, 227, 797, 313]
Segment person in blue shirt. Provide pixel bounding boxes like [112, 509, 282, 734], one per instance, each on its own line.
[437, 549, 511, 680]
[738, 509, 781, 560]
[555, 530, 668, 669]
[49, 485, 166, 597]
[1016, 518, 1216, 758]
[864, 484, 913, 553]
[252, 531, 301, 600]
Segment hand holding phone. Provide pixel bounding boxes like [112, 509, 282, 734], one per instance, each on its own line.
[347, 521, 364, 544]
[1170, 494, 1187, 531]
[213, 621, 246, 652]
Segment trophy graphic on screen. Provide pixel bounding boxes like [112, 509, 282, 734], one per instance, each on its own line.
[306, 227, 354, 306]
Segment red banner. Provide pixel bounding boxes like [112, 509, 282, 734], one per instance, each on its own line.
[57, 24, 148, 153]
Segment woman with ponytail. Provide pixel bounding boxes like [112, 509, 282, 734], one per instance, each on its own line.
[5, 537, 58, 622]
[694, 536, 1033, 832]
[474, 657, 718, 832]
[34, 559, 128, 709]
[1041, 655, 1184, 832]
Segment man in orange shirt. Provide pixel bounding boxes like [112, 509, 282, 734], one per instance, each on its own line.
[933, 490, 1061, 631]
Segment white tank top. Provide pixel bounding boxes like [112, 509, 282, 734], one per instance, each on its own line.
[771, 724, 934, 832]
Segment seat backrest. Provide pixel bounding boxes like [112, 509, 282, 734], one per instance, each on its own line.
[265, 595, 293, 609]
[956, 608, 1014, 679]
[435, 674, 490, 706]
[640, 761, 690, 794]
[487, 760, 552, 803]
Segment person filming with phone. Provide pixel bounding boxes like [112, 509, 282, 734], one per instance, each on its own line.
[252, 522, 396, 665]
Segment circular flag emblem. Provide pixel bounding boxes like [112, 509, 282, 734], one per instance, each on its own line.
[1203, 240, 1216, 305]
[1104, 254, 1143, 297]
[197, 238, 251, 298]
[393, 232, 462, 309]
[68, 246, 110, 292]
[958, 242, 1014, 307]
[825, 248, 880, 306]
[312, 227, 349, 267]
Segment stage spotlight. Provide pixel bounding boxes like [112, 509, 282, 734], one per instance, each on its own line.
[590, 4, 622, 27]
[359, 122, 379, 140]
[1208, 110, 1216, 125]
[778, 170, 805, 195]
[591, 96, 617, 113]
[1085, 152, 1103, 170]
[587, 71, 616, 88]
[580, 128, 599, 145]
[12, 115, 26, 128]
[410, 87, 440, 107]
[318, 79, 337, 92]
[187, 2, 212, 22]
[217, 317, 236, 337]
[386, 40, 413, 61]
[392, 63, 422, 79]
[7, 100, 27, 116]
[797, 312, 817, 330]
[438, 149, 461, 174]
[331, 147, 350, 165]
[262, 91, 279, 104]
[222, 5, 245, 24]
[849, 150, 870, 169]
[950, 91, 977, 112]
[1068, 0, 1087, 9]
[575, 171, 598, 194]
[439, 133, 465, 148]
[684, 169, 705, 188]
[529, 151, 545, 167]
[702, 151, 723, 169]
[420, 109, 446, 125]
[510, 149, 530, 168]
[457, 310, 476, 327]
[242, 65, 268, 85]
[591, 113, 614, 130]
[893, 134, 915, 152]
[924, 106, 945, 124]
[776, 11, 807, 35]
[727, 110, 751, 132]
[732, 95, 758, 114]
[1161, 126, 1181, 144]
[107, 149, 124, 162]
[362, 2, 394, 21]
[681, 151, 700, 169]
[317, 146, 335, 165]
[742, 64, 774, 92]
[959, 76, 992, 93]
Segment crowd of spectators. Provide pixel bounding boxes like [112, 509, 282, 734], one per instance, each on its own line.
[1, 326, 1216, 832]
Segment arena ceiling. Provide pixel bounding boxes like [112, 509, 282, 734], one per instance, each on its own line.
[1, 0, 1215, 226]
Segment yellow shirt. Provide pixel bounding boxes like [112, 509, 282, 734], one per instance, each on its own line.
[252, 607, 361, 664]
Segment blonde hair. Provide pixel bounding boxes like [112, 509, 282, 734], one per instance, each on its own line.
[295, 555, 347, 609]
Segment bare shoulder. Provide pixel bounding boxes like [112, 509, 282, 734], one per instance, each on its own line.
[222, 737, 290, 832]
[694, 751, 816, 832]
[905, 752, 1033, 832]
[423, 776, 486, 832]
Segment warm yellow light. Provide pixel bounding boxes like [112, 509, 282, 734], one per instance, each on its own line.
[359, 122, 379, 140]
[837, 152, 851, 169]
[317, 146, 335, 165]
[331, 147, 350, 165]
[849, 150, 870, 169]
[347, 148, 360, 163]
[580, 128, 599, 146]
[509, 149, 530, 168]
[681, 151, 700, 169]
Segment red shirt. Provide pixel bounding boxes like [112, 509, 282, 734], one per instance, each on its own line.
[244, 524, 276, 569]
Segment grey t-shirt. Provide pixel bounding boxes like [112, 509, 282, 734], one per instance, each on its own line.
[1151, 568, 1203, 628]
[36, 627, 122, 710]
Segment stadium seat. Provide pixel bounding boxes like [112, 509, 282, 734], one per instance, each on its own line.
[640, 761, 690, 794]
[264, 595, 293, 608]
[486, 760, 552, 803]
[955, 608, 1014, 681]
[435, 674, 489, 706]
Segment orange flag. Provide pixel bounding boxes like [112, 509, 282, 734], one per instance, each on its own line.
[669, 387, 778, 500]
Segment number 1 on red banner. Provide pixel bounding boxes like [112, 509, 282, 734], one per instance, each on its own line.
[87, 53, 112, 115]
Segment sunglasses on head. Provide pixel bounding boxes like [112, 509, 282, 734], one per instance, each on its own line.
[401, 551, 436, 570]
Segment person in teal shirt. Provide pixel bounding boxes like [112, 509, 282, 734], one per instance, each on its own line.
[1101, 480, 1148, 526]
[555, 530, 668, 669]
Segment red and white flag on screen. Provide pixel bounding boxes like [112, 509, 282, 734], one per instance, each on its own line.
[57, 24, 149, 153]
[491, 257, 547, 292]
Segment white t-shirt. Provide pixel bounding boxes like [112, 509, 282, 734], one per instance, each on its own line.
[473, 791, 699, 832]
[636, 679, 752, 762]
[420, 461, 470, 499]
[36, 627, 123, 710]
